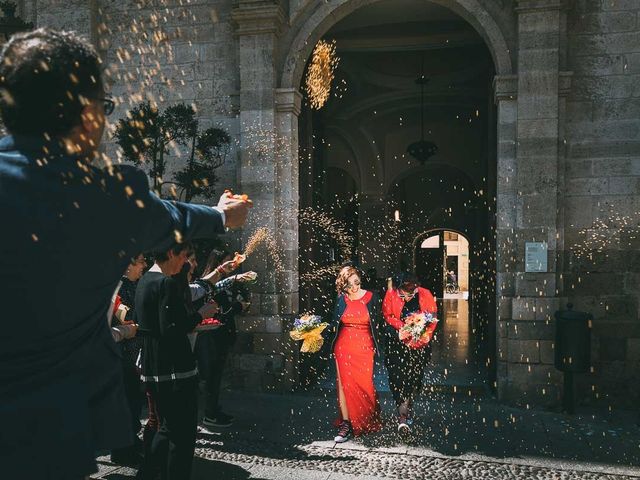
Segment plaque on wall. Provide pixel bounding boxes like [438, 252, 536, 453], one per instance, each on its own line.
[525, 242, 548, 273]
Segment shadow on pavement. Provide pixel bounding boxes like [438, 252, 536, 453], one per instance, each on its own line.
[219, 390, 640, 467]
[192, 458, 267, 480]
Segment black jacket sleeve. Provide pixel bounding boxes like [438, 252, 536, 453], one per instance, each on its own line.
[159, 277, 202, 336]
[113, 166, 225, 254]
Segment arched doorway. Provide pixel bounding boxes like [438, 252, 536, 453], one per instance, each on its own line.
[414, 229, 488, 388]
[283, 0, 514, 392]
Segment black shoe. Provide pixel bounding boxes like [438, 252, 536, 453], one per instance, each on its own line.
[334, 420, 352, 443]
[202, 412, 234, 428]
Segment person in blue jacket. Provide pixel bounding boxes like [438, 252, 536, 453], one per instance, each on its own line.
[0, 28, 251, 479]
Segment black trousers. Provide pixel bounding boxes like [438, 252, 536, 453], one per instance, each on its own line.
[143, 379, 198, 480]
[384, 334, 431, 414]
[111, 362, 143, 456]
[196, 330, 232, 418]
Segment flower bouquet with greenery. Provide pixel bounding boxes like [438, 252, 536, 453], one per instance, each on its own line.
[289, 314, 328, 353]
[399, 311, 438, 349]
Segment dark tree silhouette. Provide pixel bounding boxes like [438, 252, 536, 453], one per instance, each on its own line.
[114, 101, 230, 200]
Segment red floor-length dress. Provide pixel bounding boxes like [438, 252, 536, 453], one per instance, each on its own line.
[334, 290, 382, 435]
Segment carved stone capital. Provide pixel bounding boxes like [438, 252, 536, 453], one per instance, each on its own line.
[275, 88, 302, 116]
[231, 2, 286, 37]
[494, 75, 518, 104]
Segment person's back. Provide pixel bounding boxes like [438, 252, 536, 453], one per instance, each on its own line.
[0, 138, 151, 382]
[136, 270, 200, 383]
[0, 28, 250, 479]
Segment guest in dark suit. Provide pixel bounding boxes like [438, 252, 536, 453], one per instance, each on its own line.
[0, 28, 251, 479]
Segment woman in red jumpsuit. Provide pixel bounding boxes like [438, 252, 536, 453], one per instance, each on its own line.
[330, 266, 384, 442]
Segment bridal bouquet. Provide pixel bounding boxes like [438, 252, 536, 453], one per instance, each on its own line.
[399, 311, 439, 349]
[289, 314, 328, 353]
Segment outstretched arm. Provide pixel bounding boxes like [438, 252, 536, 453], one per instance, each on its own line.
[116, 166, 249, 253]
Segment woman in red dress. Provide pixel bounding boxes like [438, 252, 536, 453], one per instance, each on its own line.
[330, 266, 383, 442]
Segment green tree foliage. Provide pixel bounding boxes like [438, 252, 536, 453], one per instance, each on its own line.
[114, 101, 231, 201]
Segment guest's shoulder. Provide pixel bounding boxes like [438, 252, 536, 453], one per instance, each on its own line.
[104, 164, 150, 195]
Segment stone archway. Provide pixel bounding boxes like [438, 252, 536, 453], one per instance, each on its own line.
[235, 0, 569, 405]
[280, 0, 514, 89]
[271, 0, 517, 395]
[278, 0, 517, 394]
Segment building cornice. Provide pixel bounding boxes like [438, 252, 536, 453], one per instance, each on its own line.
[515, 0, 570, 13]
[231, 2, 286, 37]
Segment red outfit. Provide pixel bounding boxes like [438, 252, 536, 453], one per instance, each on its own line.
[382, 287, 437, 330]
[334, 290, 382, 435]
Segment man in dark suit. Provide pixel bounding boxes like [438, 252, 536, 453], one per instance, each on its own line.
[0, 29, 250, 479]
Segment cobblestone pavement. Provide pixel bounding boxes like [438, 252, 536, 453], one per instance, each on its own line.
[95, 435, 640, 480]
[92, 390, 640, 479]
[193, 436, 640, 480]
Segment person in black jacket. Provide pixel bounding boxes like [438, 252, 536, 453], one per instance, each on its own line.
[0, 29, 252, 479]
[196, 249, 253, 429]
[135, 243, 219, 480]
[110, 254, 148, 466]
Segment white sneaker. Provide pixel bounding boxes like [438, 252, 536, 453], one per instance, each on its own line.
[398, 415, 412, 433]
[334, 420, 352, 443]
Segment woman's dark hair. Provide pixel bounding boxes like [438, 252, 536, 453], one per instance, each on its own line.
[397, 272, 420, 291]
[202, 248, 231, 276]
[153, 242, 194, 263]
[0, 28, 103, 137]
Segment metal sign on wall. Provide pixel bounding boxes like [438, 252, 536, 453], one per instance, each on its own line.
[525, 242, 548, 273]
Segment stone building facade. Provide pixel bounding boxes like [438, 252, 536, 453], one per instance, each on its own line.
[15, 0, 640, 408]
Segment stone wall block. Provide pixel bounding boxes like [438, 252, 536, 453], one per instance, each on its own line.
[515, 273, 557, 297]
[236, 315, 266, 333]
[539, 340, 555, 364]
[507, 339, 541, 363]
[508, 320, 555, 341]
[260, 294, 278, 315]
[265, 317, 283, 334]
[252, 333, 284, 355]
[511, 297, 536, 320]
[535, 297, 561, 321]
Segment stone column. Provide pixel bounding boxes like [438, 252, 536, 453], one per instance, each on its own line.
[501, 0, 570, 406]
[231, 1, 289, 391]
[493, 74, 518, 392]
[275, 87, 302, 389]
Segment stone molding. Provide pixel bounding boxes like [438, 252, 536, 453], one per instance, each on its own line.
[493, 74, 518, 103]
[231, 2, 286, 37]
[281, 0, 514, 90]
[515, 0, 570, 13]
[275, 88, 302, 116]
[558, 71, 573, 98]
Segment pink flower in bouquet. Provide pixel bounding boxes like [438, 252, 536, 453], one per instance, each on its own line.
[399, 311, 438, 349]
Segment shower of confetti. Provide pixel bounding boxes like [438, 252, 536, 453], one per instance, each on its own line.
[243, 227, 284, 272]
[305, 39, 339, 110]
[571, 204, 639, 260]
